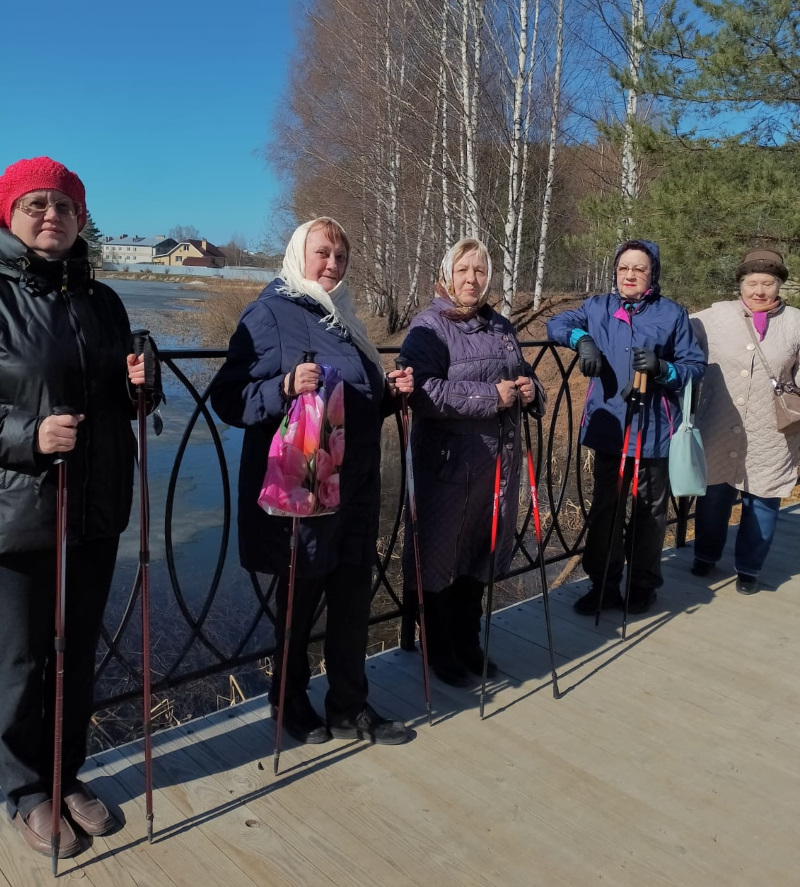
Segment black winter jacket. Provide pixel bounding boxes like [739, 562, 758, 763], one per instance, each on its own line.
[0, 229, 138, 553]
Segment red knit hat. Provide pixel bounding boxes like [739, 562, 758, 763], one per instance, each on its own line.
[0, 156, 87, 230]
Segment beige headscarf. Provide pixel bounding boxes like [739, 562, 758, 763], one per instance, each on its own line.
[278, 217, 382, 369]
[435, 237, 493, 317]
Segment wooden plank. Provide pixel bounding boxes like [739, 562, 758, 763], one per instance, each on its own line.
[2, 514, 799, 886]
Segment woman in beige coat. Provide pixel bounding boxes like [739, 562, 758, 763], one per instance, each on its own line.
[689, 249, 800, 594]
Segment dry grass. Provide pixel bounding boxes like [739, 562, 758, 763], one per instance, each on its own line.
[194, 280, 264, 348]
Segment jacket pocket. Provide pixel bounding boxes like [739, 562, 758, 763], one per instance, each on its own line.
[434, 431, 468, 484]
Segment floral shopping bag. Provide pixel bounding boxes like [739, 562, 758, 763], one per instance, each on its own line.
[258, 364, 345, 517]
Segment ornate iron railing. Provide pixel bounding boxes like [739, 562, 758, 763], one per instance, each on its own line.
[92, 343, 691, 722]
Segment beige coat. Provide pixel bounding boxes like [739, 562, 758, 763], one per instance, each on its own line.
[690, 300, 800, 498]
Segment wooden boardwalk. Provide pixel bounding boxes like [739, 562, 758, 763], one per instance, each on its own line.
[3, 507, 800, 887]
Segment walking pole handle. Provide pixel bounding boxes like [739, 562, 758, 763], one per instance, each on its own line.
[50, 406, 78, 464]
[132, 327, 150, 357]
[132, 328, 159, 392]
[51, 405, 77, 417]
[395, 356, 410, 372]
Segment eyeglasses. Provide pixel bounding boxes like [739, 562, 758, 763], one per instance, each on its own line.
[14, 197, 80, 219]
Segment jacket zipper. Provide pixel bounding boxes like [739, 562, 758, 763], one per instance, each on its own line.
[61, 261, 92, 538]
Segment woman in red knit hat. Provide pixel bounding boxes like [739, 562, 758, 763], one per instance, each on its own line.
[0, 157, 158, 858]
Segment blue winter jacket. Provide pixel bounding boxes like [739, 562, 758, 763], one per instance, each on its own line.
[547, 292, 706, 458]
[210, 279, 392, 578]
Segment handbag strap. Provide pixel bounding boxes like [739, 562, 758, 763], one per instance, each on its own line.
[742, 313, 782, 392]
[681, 376, 693, 425]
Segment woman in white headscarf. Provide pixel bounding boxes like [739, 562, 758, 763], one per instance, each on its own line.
[398, 238, 545, 686]
[212, 217, 412, 745]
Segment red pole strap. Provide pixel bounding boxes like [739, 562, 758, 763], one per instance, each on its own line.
[631, 373, 648, 497]
[490, 449, 502, 552]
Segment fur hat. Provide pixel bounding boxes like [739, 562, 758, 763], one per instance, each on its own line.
[734, 248, 788, 283]
[0, 156, 86, 230]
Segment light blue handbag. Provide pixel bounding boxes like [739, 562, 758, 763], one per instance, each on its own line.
[668, 378, 707, 497]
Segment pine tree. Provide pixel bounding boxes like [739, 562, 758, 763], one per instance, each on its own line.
[81, 211, 103, 266]
[646, 0, 800, 144]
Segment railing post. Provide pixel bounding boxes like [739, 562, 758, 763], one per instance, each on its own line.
[675, 496, 691, 548]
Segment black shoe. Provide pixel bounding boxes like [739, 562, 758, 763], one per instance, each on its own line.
[455, 645, 498, 679]
[626, 588, 657, 614]
[573, 586, 623, 615]
[690, 558, 714, 577]
[270, 694, 331, 744]
[429, 651, 473, 687]
[736, 573, 759, 595]
[422, 590, 472, 687]
[329, 704, 409, 745]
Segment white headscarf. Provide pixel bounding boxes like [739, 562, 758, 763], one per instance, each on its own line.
[436, 237, 493, 315]
[278, 217, 383, 369]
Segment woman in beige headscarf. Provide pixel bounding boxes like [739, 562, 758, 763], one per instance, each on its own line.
[398, 238, 545, 686]
[212, 217, 412, 745]
[690, 248, 800, 594]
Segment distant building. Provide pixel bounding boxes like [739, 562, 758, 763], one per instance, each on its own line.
[152, 239, 227, 268]
[101, 235, 177, 264]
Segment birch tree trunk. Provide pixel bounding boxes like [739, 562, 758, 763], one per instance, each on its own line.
[532, 0, 565, 310]
[459, 0, 483, 238]
[500, 0, 539, 318]
[620, 0, 644, 235]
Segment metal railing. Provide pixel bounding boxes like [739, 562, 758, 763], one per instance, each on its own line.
[92, 343, 691, 717]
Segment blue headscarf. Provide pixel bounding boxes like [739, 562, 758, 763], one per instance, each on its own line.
[613, 239, 661, 301]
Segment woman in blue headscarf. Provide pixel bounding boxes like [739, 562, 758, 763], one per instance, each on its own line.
[547, 240, 706, 615]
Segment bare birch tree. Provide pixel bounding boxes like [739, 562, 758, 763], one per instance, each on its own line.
[497, 0, 541, 317]
[533, 0, 565, 309]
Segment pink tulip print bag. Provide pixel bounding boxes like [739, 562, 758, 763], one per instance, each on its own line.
[258, 364, 345, 517]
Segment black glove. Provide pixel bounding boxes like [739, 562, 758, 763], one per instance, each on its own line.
[632, 347, 667, 377]
[575, 336, 603, 377]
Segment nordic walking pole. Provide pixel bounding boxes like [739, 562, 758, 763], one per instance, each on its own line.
[395, 357, 432, 724]
[479, 390, 507, 720]
[521, 400, 561, 699]
[594, 375, 639, 626]
[132, 329, 155, 842]
[273, 516, 300, 776]
[50, 405, 77, 878]
[621, 372, 648, 641]
[274, 351, 315, 776]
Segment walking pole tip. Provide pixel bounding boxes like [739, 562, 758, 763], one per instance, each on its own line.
[273, 750, 280, 776]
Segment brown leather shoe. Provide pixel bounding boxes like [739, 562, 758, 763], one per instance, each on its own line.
[13, 800, 81, 858]
[63, 782, 115, 836]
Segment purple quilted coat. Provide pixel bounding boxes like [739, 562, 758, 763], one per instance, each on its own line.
[399, 298, 543, 591]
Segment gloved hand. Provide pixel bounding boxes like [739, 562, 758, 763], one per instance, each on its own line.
[575, 336, 603, 377]
[632, 347, 666, 377]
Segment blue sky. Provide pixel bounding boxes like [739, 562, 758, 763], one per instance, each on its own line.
[1, 1, 297, 250]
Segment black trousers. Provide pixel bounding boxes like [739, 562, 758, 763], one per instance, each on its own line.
[268, 562, 373, 725]
[582, 452, 668, 592]
[0, 537, 118, 820]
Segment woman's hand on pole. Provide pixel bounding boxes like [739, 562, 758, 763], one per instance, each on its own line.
[514, 375, 537, 405]
[37, 413, 84, 454]
[284, 362, 320, 396]
[387, 366, 413, 396]
[127, 353, 146, 387]
[496, 379, 518, 409]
